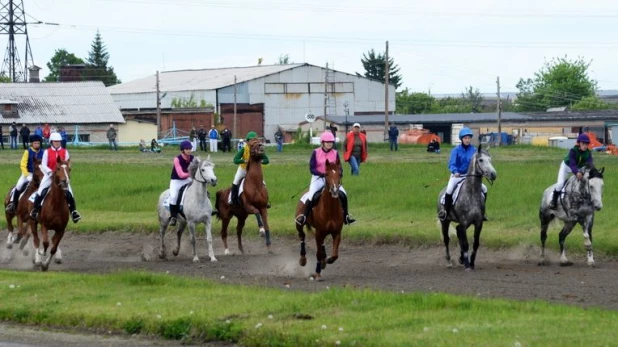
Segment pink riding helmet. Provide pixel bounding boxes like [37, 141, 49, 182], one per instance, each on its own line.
[320, 131, 335, 142]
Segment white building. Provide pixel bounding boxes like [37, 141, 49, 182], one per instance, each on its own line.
[108, 63, 395, 142]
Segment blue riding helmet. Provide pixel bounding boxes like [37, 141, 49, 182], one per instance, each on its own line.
[180, 140, 193, 150]
[577, 133, 590, 144]
[459, 127, 474, 140]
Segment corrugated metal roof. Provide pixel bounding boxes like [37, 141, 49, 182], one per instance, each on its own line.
[107, 63, 306, 95]
[0, 81, 125, 125]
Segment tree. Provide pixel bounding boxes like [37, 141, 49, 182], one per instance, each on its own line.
[461, 86, 483, 113]
[571, 96, 615, 111]
[276, 54, 293, 65]
[0, 75, 11, 83]
[356, 49, 402, 89]
[515, 56, 597, 111]
[44, 49, 84, 82]
[396, 89, 434, 114]
[85, 30, 121, 86]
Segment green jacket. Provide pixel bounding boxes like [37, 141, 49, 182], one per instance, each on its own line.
[233, 145, 269, 169]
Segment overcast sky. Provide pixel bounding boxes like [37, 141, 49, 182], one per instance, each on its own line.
[12, 0, 618, 94]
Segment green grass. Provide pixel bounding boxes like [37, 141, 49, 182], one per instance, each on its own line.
[2, 143, 618, 255]
[0, 270, 616, 346]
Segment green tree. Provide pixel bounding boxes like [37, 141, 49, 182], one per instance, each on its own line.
[275, 54, 293, 64]
[571, 96, 615, 111]
[44, 49, 84, 82]
[0, 75, 11, 83]
[395, 89, 434, 114]
[515, 56, 597, 111]
[85, 30, 121, 86]
[356, 49, 402, 89]
[461, 86, 483, 113]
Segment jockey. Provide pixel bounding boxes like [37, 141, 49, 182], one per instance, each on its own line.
[295, 131, 356, 226]
[30, 132, 82, 223]
[5, 134, 43, 213]
[550, 133, 594, 209]
[168, 140, 194, 226]
[231, 131, 269, 205]
[438, 127, 488, 221]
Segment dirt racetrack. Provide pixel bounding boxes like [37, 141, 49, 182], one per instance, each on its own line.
[2, 231, 617, 310]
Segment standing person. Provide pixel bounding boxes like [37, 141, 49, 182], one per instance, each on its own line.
[230, 131, 269, 205]
[0, 125, 4, 149]
[208, 125, 219, 153]
[5, 134, 44, 213]
[34, 124, 43, 138]
[60, 127, 68, 148]
[197, 125, 207, 152]
[329, 122, 338, 149]
[295, 131, 355, 226]
[438, 127, 488, 221]
[550, 133, 595, 209]
[274, 128, 284, 152]
[106, 124, 118, 151]
[167, 140, 194, 226]
[388, 122, 399, 151]
[189, 126, 197, 151]
[221, 127, 232, 152]
[42, 123, 51, 146]
[343, 123, 368, 176]
[10, 122, 18, 149]
[20, 124, 30, 149]
[30, 132, 81, 223]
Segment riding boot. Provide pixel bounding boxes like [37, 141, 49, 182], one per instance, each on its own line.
[338, 191, 356, 225]
[5, 187, 20, 213]
[482, 192, 488, 221]
[295, 200, 313, 226]
[550, 190, 560, 209]
[231, 184, 239, 205]
[439, 193, 453, 221]
[168, 204, 178, 226]
[30, 193, 43, 220]
[65, 191, 82, 223]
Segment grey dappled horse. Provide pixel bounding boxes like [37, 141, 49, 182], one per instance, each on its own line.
[437, 145, 497, 270]
[539, 165, 604, 267]
[157, 156, 218, 262]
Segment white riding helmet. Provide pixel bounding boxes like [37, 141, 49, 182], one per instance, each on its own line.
[49, 132, 62, 141]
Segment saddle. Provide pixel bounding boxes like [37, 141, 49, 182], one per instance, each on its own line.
[440, 180, 465, 205]
[226, 178, 267, 204]
[163, 183, 195, 211]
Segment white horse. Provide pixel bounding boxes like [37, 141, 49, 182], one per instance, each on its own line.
[157, 156, 218, 262]
[539, 165, 604, 267]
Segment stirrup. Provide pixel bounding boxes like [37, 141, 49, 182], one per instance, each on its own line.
[438, 209, 447, 221]
[345, 215, 356, 225]
[5, 202, 15, 213]
[168, 216, 177, 226]
[295, 215, 306, 226]
[30, 209, 39, 220]
[71, 211, 82, 223]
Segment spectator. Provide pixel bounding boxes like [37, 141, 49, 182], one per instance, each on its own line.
[34, 125, 43, 138]
[60, 127, 68, 148]
[189, 126, 197, 151]
[427, 139, 441, 154]
[139, 139, 148, 152]
[343, 123, 368, 176]
[151, 138, 161, 153]
[106, 124, 118, 151]
[208, 125, 219, 152]
[221, 127, 232, 152]
[388, 123, 399, 151]
[10, 122, 18, 149]
[329, 122, 338, 149]
[20, 123, 30, 149]
[42, 123, 51, 146]
[274, 128, 284, 152]
[197, 125, 207, 152]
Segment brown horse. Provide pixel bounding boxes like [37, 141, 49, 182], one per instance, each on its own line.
[30, 156, 70, 271]
[4, 158, 43, 252]
[295, 158, 344, 280]
[215, 139, 271, 254]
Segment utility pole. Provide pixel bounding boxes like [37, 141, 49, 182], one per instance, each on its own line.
[156, 71, 161, 138]
[323, 62, 329, 131]
[0, 0, 36, 82]
[384, 40, 389, 141]
[496, 76, 502, 146]
[233, 75, 237, 139]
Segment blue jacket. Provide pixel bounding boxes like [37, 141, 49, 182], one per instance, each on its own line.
[208, 129, 219, 139]
[388, 126, 399, 139]
[448, 144, 476, 175]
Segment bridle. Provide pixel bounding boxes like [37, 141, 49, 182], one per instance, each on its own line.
[469, 151, 494, 186]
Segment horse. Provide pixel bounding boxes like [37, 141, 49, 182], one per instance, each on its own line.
[295, 158, 344, 280]
[437, 144, 497, 270]
[215, 138, 271, 255]
[157, 156, 218, 262]
[539, 165, 604, 267]
[4, 158, 43, 251]
[30, 156, 71, 271]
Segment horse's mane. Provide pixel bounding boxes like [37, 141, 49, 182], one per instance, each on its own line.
[188, 157, 199, 178]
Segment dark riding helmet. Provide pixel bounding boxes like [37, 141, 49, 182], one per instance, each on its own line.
[577, 133, 591, 144]
[29, 134, 43, 143]
[180, 140, 193, 150]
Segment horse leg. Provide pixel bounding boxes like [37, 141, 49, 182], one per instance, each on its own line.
[312, 232, 327, 280]
[185, 222, 199, 262]
[54, 247, 62, 264]
[469, 222, 483, 270]
[327, 231, 341, 265]
[221, 216, 231, 255]
[298, 223, 307, 267]
[538, 210, 553, 266]
[43, 229, 65, 271]
[456, 224, 471, 270]
[39, 225, 50, 271]
[236, 217, 247, 255]
[558, 222, 576, 266]
[173, 223, 185, 257]
[259, 210, 272, 249]
[254, 212, 265, 237]
[30, 221, 41, 267]
[582, 216, 595, 267]
[204, 218, 218, 262]
[158, 220, 168, 259]
[441, 221, 453, 267]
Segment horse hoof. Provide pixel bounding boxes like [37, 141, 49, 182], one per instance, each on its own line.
[224, 249, 231, 255]
[446, 262, 453, 268]
[326, 257, 336, 264]
[299, 258, 307, 267]
[54, 258, 62, 264]
[311, 274, 323, 281]
[587, 261, 595, 267]
[41, 264, 49, 272]
[464, 267, 472, 272]
[172, 250, 179, 257]
[560, 261, 573, 267]
[6, 243, 12, 250]
[192, 257, 200, 263]
[537, 260, 547, 266]
[320, 261, 327, 270]
[210, 257, 218, 262]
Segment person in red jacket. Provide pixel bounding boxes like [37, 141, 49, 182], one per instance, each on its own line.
[342, 123, 367, 176]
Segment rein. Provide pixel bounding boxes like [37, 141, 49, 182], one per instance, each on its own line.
[468, 152, 494, 186]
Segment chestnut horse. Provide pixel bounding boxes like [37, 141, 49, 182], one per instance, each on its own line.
[295, 158, 343, 280]
[215, 139, 271, 254]
[29, 156, 70, 271]
[4, 158, 43, 252]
